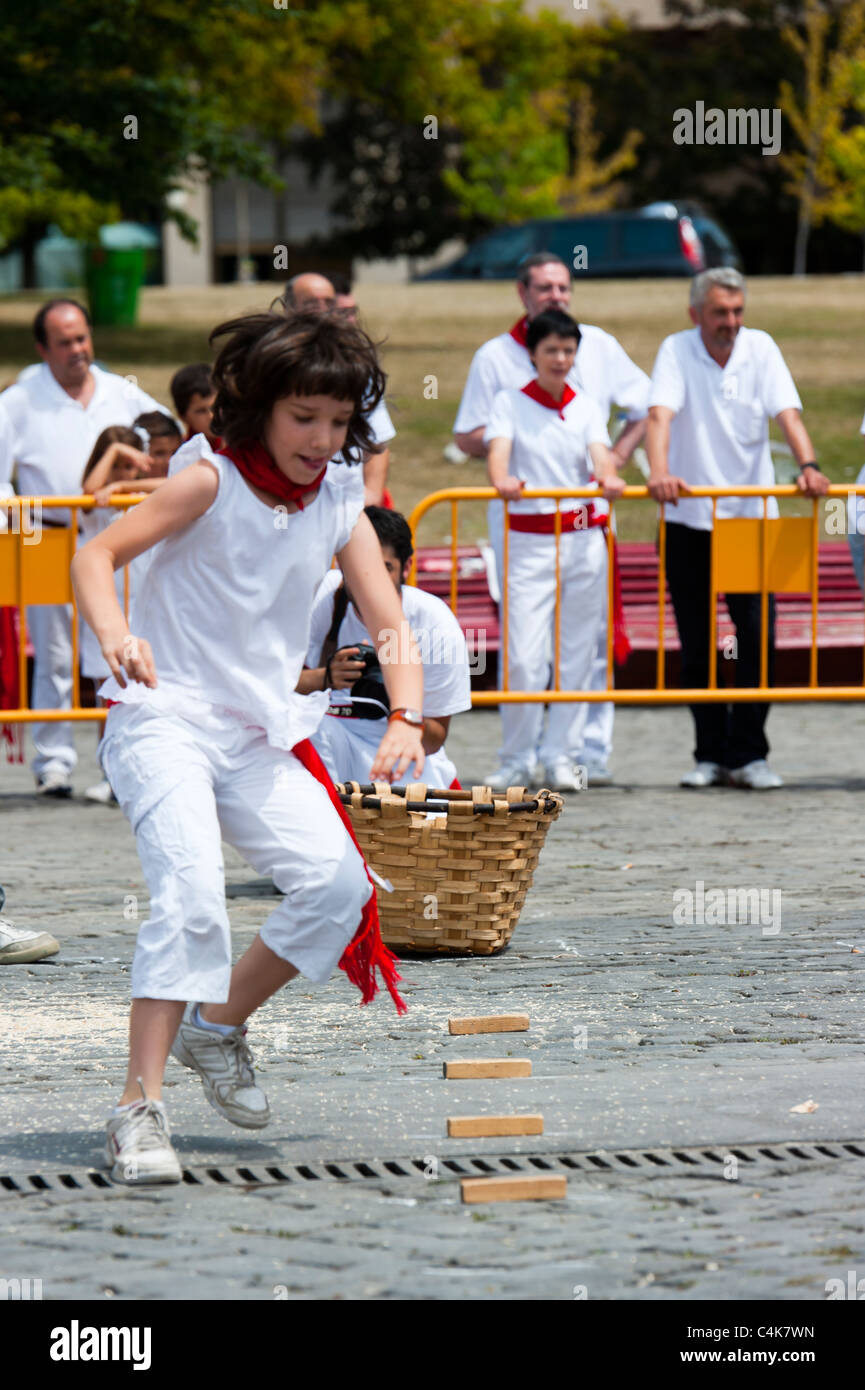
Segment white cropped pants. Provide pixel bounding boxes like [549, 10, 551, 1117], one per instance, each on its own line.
[498, 526, 606, 766]
[101, 702, 372, 1002]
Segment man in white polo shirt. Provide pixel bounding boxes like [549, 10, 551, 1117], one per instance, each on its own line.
[647, 268, 828, 790]
[279, 273, 396, 506]
[453, 251, 649, 784]
[0, 299, 169, 796]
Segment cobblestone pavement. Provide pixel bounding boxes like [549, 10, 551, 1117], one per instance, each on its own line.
[1, 703, 864, 1300]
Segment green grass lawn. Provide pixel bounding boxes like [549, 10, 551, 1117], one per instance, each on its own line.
[2, 276, 863, 545]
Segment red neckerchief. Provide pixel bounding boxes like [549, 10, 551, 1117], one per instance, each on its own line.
[521, 378, 576, 419]
[219, 439, 326, 509]
[509, 316, 530, 347]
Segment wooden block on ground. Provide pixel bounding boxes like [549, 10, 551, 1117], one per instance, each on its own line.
[461, 1175, 566, 1204]
[448, 1013, 530, 1035]
[447, 1114, 543, 1138]
[443, 1058, 532, 1079]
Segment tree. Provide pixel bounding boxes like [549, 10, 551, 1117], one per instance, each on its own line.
[295, 0, 642, 256]
[0, 1, 327, 283]
[777, 0, 865, 274]
[820, 58, 865, 263]
[549, 84, 642, 215]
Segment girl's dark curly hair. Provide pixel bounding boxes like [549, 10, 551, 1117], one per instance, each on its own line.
[209, 310, 385, 463]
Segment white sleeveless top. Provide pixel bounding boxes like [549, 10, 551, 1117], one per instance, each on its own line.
[98, 434, 365, 751]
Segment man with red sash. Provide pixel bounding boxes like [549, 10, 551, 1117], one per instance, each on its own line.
[484, 310, 625, 791]
[453, 252, 649, 786]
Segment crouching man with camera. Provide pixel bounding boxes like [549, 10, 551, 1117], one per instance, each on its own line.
[298, 507, 472, 787]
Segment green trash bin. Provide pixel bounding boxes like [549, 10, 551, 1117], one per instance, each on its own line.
[85, 245, 145, 326]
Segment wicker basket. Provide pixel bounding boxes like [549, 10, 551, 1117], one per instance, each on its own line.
[338, 783, 564, 956]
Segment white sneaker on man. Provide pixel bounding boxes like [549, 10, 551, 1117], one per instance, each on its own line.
[171, 1003, 271, 1128]
[680, 762, 724, 789]
[35, 770, 72, 798]
[85, 778, 117, 805]
[543, 758, 587, 793]
[727, 759, 783, 790]
[483, 761, 536, 792]
[0, 918, 60, 964]
[583, 760, 613, 786]
[105, 1086, 182, 1185]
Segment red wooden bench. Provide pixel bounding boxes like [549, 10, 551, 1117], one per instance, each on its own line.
[414, 541, 865, 687]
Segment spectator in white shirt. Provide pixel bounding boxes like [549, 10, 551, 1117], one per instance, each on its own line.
[300, 506, 470, 788]
[482, 310, 625, 791]
[0, 298, 170, 796]
[848, 413, 865, 593]
[647, 268, 828, 791]
[453, 251, 649, 784]
[279, 274, 395, 506]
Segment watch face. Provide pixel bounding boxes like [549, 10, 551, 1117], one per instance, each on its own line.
[404, 709, 423, 726]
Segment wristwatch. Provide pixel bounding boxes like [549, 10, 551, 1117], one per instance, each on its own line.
[798, 461, 822, 472]
[388, 707, 424, 729]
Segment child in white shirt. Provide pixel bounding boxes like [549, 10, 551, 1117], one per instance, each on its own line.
[72, 310, 424, 1185]
[484, 308, 624, 792]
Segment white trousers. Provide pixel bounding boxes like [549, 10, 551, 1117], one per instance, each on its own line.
[488, 499, 613, 768]
[101, 703, 372, 1002]
[313, 713, 458, 789]
[27, 603, 77, 779]
[498, 526, 606, 766]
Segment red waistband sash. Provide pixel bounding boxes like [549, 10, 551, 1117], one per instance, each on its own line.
[508, 508, 603, 534]
[1, 608, 25, 764]
[290, 737, 407, 1014]
[505, 510, 631, 666]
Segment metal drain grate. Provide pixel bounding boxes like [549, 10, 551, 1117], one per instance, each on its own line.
[2, 1139, 864, 1196]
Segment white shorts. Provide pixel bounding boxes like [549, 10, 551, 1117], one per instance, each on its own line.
[101, 702, 372, 1002]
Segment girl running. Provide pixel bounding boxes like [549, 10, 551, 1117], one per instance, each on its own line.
[71, 311, 423, 1185]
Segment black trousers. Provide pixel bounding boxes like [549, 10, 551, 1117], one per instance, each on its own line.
[664, 522, 776, 770]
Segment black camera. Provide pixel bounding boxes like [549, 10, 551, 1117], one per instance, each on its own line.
[348, 642, 390, 718]
[353, 642, 382, 682]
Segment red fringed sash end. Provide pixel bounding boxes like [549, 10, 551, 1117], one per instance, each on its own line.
[2, 723, 25, 764]
[338, 890, 407, 1015]
[609, 536, 632, 667]
[292, 736, 408, 1015]
[0, 607, 24, 763]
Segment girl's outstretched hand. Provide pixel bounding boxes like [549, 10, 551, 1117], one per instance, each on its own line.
[369, 722, 425, 783]
[103, 631, 158, 689]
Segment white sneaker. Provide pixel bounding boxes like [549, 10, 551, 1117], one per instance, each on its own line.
[680, 762, 724, 788]
[85, 778, 117, 805]
[543, 758, 587, 793]
[0, 917, 60, 964]
[35, 771, 72, 798]
[727, 759, 783, 790]
[171, 1003, 271, 1129]
[483, 761, 535, 793]
[582, 761, 613, 786]
[105, 1083, 182, 1185]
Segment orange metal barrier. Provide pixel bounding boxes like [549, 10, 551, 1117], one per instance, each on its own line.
[0, 494, 144, 723]
[407, 485, 865, 705]
[2, 486, 865, 726]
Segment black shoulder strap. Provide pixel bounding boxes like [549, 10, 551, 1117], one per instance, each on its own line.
[319, 583, 349, 666]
